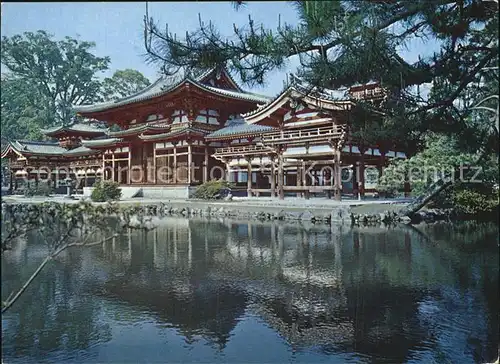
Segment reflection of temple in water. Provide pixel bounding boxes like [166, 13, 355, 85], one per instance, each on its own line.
[94, 219, 437, 360]
[96, 219, 354, 350]
[3, 220, 497, 363]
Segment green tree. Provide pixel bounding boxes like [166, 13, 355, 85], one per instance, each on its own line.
[1, 75, 48, 141]
[100, 69, 151, 101]
[144, 1, 498, 213]
[143, 0, 498, 145]
[1, 30, 110, 126]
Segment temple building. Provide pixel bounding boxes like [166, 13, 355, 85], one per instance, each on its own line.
[1, 66, 408, 200]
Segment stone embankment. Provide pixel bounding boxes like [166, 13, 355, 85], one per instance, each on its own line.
[120, 203, 453, 227]
[1, 198, 455, 228]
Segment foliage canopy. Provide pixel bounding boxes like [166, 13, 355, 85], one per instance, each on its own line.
[144, 0, 499, 154]
[1, 31, 151, 142]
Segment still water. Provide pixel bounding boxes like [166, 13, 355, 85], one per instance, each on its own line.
[2, 218, 498, 363]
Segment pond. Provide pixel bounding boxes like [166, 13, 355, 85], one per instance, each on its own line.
[1, 218, 498, 363]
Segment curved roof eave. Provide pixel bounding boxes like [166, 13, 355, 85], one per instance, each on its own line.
[1, 144, 17, 159]
[73, 76, 184, 114]
[74, 74, 268, 115]
[81, 138, 124, 148]
[243, 86, 355, 123]
[138, 127, 207, 141]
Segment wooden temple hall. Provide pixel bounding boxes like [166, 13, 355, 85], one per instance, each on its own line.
[2, 67, 407, 200]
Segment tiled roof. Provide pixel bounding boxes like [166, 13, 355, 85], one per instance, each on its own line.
[63, 146, 99, 155]
[11, 140, 68, 155]
[241, 76, 352, 119]
[199, 84, 271, 104]
[6, 140, 102, 157]
[81, 138, 123, 148]
[107, 124, 149, 137]
[41, 123, 107, 136]
[206, 118, 277, 139]
[145, 124, 172, 131]
[73, 68, 270, 114]
[139, 126, 208, 141]
[106, 122, 173, 137]
[196, 67, 243, 92]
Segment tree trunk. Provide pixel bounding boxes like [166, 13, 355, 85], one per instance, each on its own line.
[398, 175, 455, 217]
[399, 150, 488, 217]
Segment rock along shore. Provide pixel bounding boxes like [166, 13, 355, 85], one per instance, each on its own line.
[1, 196, 455, 226]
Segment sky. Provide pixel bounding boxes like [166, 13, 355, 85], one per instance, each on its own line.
[1, 1, 440, 97]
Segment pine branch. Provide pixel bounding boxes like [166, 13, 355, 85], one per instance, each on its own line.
[2, 233, 119, 314]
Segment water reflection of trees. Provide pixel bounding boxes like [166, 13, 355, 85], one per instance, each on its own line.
[2, 244, 111, 362]
[2, 218, 498, 363]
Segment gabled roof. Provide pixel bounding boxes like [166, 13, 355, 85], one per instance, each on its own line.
[241, 77, 354, 123]
[74, 66, 271, 114]
[41, 123, 108, 137]
[1, 140, 102, 158]
[8, 140, 68, 156]
[106, 122, 172, 137]
[206, 118, 277, 140]
[196, 66, 243, 92]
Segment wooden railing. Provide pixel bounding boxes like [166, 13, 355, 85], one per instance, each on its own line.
[9, 161, 26, 169]
[214, 144, 275, 156]
[351, 87, 385, 100]
[262, 125, 346, 145]
[213, 125, 348, 158]
[70, 159, 102, 167]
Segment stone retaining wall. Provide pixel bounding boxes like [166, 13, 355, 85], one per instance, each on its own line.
[1, 200, 455, 230]
[120, 203, 451, 227]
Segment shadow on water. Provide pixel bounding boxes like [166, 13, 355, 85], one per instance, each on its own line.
[1, 217, 498, 363]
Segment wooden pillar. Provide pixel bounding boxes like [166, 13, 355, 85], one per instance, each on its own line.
[302, 160, 309, 200]
[203, 146, 209, 183]
[277, 149, 284, 200]
[187, 141, 192, 185]
[9, 170, 13, 194]
[111, 152, 116, 183]
[378, 149, 387, 177]
[102, 153, 106, 182]
[246, 157, 252, 197]
[142, 144, 148, 183]
[378, 148, 387, 198]
[153, 143, 157, 184]
[352, 162, 358, 198]
[166, 153, 171, 184]
[173, 143, 177, 184]
[270, 157, 276, 198]
[296, 164, 302, 198]
[127, 146, 132, 185]
[225, 159, 232, 182]
[334, 149, 342, 201]
[358, 146, 366, 199]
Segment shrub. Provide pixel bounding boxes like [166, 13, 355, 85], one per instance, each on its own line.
[192, 180, 234, 200]
[91, 181, 122, 202]
[452, 189, 499, 216]
[23, 183, 52, 197]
